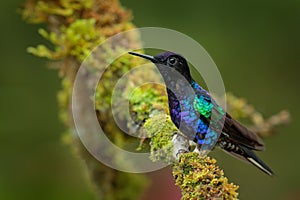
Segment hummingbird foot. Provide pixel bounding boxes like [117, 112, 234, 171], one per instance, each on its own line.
[172, 132, 190, 159]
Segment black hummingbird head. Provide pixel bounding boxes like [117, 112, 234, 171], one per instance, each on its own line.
[129, 51, 192, 81]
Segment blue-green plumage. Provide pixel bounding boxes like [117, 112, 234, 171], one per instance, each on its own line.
[167, 80, 220, 148]
[129, 51, 274, 176]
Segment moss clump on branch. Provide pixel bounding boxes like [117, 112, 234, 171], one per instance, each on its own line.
[173, 152, 239, 200]
[129, 84, 168, 124]
[143, 114, 177, 163]
[27, 18, 104, 61]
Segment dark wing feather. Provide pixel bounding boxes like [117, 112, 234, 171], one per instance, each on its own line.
[222, 113, 265, 151]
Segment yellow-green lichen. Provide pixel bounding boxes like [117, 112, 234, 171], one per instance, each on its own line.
[94, 52, 145, 112]
[27, 18, 104, 61]
[143, 114, 177, 163]
[23, 0, 94, 23]
[173, 152, 239, 200]
[57, 76, 72, 125]
[129, 84, 168, 124]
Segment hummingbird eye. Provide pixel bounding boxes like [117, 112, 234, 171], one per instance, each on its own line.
[167, 57, 178, 66]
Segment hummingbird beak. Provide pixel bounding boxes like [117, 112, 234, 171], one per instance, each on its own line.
[128, 52, 158, 63]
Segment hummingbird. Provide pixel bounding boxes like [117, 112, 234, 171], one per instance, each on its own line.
[129, 51, 274, 176]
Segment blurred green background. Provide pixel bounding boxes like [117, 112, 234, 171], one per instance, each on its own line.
[1, 0, 300, 199]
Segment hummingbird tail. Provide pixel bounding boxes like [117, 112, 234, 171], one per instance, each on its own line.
[242, 146, 274, 176]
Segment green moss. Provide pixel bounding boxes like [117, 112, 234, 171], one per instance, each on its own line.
[143, 114, 177, 163]
[172, 152, 239, 200]
[23, 0, 94, 23]
[94, 52, 146, 112]
[129, 84, 168, 124]
[57, 76, 72, 125]
[27, 18, 104, 61]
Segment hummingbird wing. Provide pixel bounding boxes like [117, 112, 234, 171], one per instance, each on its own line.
[192, 85, 265, 151]
[222, 112, 265, 151]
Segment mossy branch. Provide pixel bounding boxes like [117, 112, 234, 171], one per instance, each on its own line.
[23, 0, 147, 199]
[173, 153, 239, 200]
[22, 0, 290, 199]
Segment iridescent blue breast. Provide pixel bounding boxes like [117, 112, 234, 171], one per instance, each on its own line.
[167, 81, 223, 149]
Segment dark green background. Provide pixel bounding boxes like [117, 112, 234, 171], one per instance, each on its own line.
[1, 0, 300, 199]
